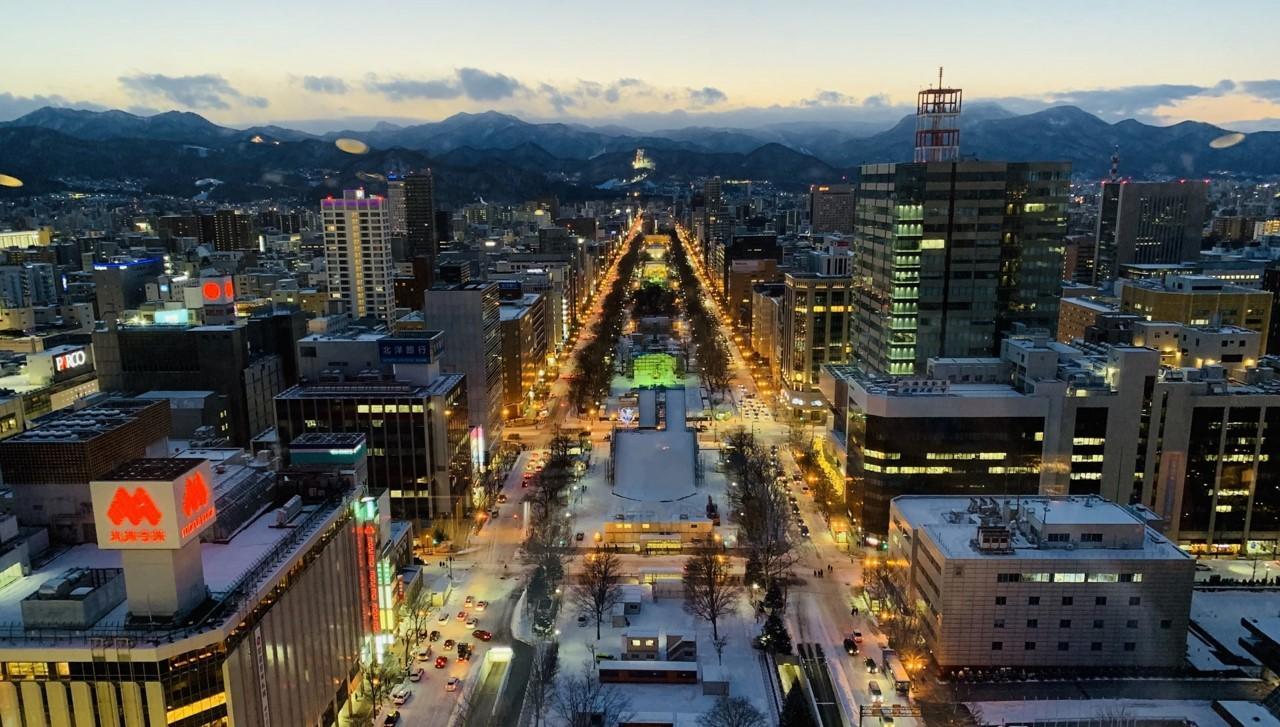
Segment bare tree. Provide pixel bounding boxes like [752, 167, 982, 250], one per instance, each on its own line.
[682, 548, 743, 642]
[359, 659, 401, 716]
[724, 436, 798, 589]
[697, 696, 768, 727]
[527, 641, 561, 727]
[552, 664, 633, 727]
[524, 516, 571, 585]
[571, 548, 625, 640]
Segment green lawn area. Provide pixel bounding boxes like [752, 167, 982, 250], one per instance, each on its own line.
[632, 353, 679, 388]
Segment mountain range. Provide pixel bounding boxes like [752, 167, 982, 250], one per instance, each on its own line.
[1, 105, 1278, 203]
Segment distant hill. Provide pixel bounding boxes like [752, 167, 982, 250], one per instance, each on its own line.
[1, 104, 1277, 201]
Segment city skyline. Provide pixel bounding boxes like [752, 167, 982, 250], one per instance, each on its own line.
[5, 0, 1280, 131]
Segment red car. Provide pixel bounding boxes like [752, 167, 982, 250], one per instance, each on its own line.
[456, 611, 467, 621]
[434, 656, 448, 669]
[473, 629, 493, 641]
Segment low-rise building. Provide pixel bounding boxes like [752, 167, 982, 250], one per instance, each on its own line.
[887, 495, 1195, 671]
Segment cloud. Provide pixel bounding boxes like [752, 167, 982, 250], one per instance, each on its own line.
[457, 68, 523, 101]
[688, 87, 727, 106]
[0, 92, 105, 121]
[301, 75, 348, 95]
[366, 68, 525, 102]
[119, 73, 268, 110]
[1039, 80, 1235, 120]
[1240, 79, 1280, 102]
[540, 83, 578, 113]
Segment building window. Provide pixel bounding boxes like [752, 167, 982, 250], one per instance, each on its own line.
[1160, 619, 1172, 629]
[1028, 596, 1040, 606]
[1057, 642, 1070, 651]
[1129, 597, 1141, 606]
[1047, 533, 1070, 543]
[1126, 619, 1138, 628]
[995, 596, 1006, 605]
[1062, 596, 1073, 606]
[1124, 642, 1136, 652]
[1024, 642, 1036, 651]
[1095, 597, 1107, 606]
[1081, 533, 1103, 542]
[1059, 619, 1071, 628]
[1091, 642, 1103, 651]
[1093, 620, 1104, 629]
[1027, 619, 1038, 628]
[993, 619, 1005, 629]
[991, 642, 1003, 651]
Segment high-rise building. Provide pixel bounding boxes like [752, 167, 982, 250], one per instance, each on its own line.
[1094, 180, 1208, 283]
[322, 189, 394, 323]
[808, 183, 856, 234]
[499, 293, 548, 418]
[92, 255, 165, 325]
[422, 283, 504, 447]
[1265, 265, 1280, 356]
[212, 208, 254, 251]
[781, 266, 856, 395]
[404, 170, 437, 263]
[387, 176, 407, 237]
[853, 161, 1071, 376]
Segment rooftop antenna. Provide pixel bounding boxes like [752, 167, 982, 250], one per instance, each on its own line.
[1109, 145, 1120, 182]
[914, 66, 962, 163]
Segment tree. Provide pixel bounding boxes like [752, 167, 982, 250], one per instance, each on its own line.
[682, 548, 743, 641]
[763, 583, 786, 615]
[758, 612, 793, 655]
[359, 659, 401, 716]
[399, 581, 432, 668]
[552, 664, 633, 727]
[778, 685, 816, 727]
[527, 641, 560, 727]
[697, 696, 767, 727]
[724, 437, 798, 590]
[571, 548, 624, 640]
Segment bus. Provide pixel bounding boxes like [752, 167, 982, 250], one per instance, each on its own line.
[881, 649, 911, 695]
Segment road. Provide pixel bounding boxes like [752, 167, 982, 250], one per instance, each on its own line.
[673, 221, 923, 727]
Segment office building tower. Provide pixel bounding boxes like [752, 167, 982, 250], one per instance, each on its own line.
[422, 283, 504, 447]
[821, 338, 1280, 549]
[853, 161, 1071, 376]
[157, 214, 203, 241]
[404, 170, 437, 263]
[781, 248, 857, 386]
[93, 318, 284, 446]
[1265, 265, 1280, 356]
[808, 183, 856, 234]
[1094, 180, 1208, 284]
[322, 189, 394, 323]
[889, 495, 1194, 670]
[212, 208, 254, 251]
[1118, 275, 1272, 351]
[387, 176, 407, 237]
[499, 293, 548, 418]
[92, 255, 165, 325]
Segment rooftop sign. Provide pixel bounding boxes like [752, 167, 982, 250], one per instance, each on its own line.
[90, 460, 216, 550]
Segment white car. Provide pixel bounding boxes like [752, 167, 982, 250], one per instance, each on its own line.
[465, 616, 478, 628]
[475, 600, 488, 612]
[392, 687, 411, 705]
[408, 668, 425, 683]
[446, 677, 461, 692]
[414, 647, 432, 662]
[437, 611, 450, 624]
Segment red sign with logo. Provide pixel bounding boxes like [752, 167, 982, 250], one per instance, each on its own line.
[91, 460, 218, 550]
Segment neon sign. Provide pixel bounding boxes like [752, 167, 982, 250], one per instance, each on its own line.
[54, 349, 88, 373]
[91, 460, 218, 550]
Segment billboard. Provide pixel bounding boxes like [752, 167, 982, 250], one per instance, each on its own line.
[90, 460, 217, 550]
[377, 336, 440, 365]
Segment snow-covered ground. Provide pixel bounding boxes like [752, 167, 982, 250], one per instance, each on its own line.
[1194, 558, 1280, 584]
[1186, 630, 1235, 672]
[1190, 590, 1280, 666]
[969, 698, 1229, 727]
[553, 592, 774, 724]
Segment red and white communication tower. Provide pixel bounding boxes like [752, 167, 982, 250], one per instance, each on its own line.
[914, 67, 962, 163]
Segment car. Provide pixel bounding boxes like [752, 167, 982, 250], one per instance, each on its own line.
[464, 595, 475, 607]
[434, 656, 448, 669]
[882, 716, 895, 726]
[457, 643, 472, 661]
[456, 611, 467, 621]
[443, 639, 456, 650]
[475, 600, 488, 612]
[801, 485, 811, 493]
[497, 494, 508, 504]
[577, 614, 589, 627]
[414, 647, 432, 661]
[465, 616, 478, 627]
[408, 668, 424, 683]
[488, 508, 500, 518]
[868, 681, 883, 702]
[865, 657, 878, 673]
[446, 677, 461, 692]
[790, 503, 800, 514]
[473, 629, 492, 641]
[575, 532, 585, 542]
[437, 612, 450, 624]
[853, 631, 864, 642]
[799, 526, 811, 538]
[392, 687, 411, 705]
[843, 638, 858, 655]
[383, 710, 401, 726]
[428, 630, 441, 642]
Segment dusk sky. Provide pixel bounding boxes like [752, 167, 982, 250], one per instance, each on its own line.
[6, 0, 1280, 131]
